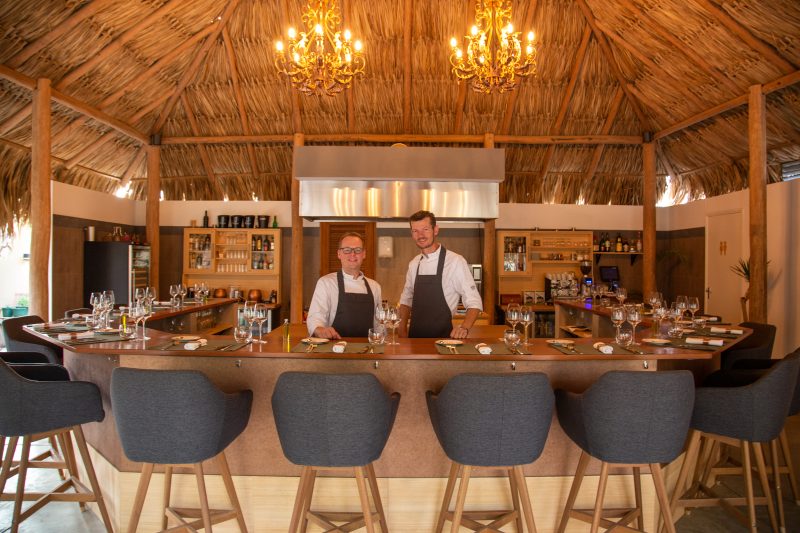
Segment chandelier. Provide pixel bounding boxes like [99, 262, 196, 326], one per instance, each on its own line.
[449, 0, 537, 94]
[274, 0, 364, 96]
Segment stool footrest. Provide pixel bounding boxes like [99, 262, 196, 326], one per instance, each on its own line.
[167, 506, 238, 530]
[445, 508, 518, 532]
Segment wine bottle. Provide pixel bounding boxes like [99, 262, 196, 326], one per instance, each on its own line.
[202, 210, 209, 228]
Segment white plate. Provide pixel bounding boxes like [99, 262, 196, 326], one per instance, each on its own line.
[301, 337, 329, 344]
[546, 339, 575, 346]
[172, 335, 201, 342]
[436, 339, 464, 346]
[643, 338, 671, 345]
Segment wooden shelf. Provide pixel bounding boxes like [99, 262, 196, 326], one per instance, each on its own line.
[530, 260, 581, 264]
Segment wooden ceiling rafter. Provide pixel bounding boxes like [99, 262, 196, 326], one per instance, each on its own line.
[222, 27, 260, 182]
[498, 0, 539, 135]
[51, 24, 215, 146]
[0, 137, 122, 182]
[402, 0, 413, 133]
[161, 133, 642, 145]
[583, 86, 624, 181]
[573, 0, 651, 132]
[692, 0, 797, 75]
[538, 24, 593, 180]
[180, 93, 223, 199]
[120, 148, 146, 188]
[132, 171, 290, 182]
[656, 141, 679, 179]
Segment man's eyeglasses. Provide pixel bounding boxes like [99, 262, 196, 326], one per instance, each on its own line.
[339, 247, 364, 255]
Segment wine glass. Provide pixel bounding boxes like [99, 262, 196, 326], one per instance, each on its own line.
[134, 288, 145, 306]
[687, 296, 700, 322]
[118, 307, 136, 339]
[506, 303, 521, 333]
[385, 305, 400, 345]
[198, 282, 209, 302]
[169, 284, 179, 307]
[253, 303, 269, 344]
[675, 295, 688, 320]
[177, 284, 187, 307]
[615, 287, 627, 305]
[626, 304, 642, 345]
[652, 303, 668, 338]
[89, 292, 102, 328]
[139, 301, 154, 340]
[520, 305, 534, 345]
[503, 329, 521, 354]
[611, 305, 626, 344]
[645, 291, 663, 312]
[375, 302, 388, 327]
[368, 326, 386, 348]
[102, 290, 115, 329]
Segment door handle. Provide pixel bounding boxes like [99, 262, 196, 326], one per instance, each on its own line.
[705, 287, 711, 300]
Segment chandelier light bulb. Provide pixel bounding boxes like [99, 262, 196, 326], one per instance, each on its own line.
[528, 31, 535, 41]
[506, 23, 513, 33]
[354, 40, 362, 51]
[471, 26, 478, 36]
[314, 23, 323, 35]
[456, 48, 463, 58]
[344, 29, 351, 41]
[450, 37, 458, 48]
[293, 52, 300, 62]
[345, 52, 352, 62]
[288, 27, 296, 39]
[275, 41, 284, 51]
[526, 45, 533, 55]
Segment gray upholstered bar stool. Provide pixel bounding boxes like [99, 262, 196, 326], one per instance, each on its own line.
[272, 372, 400, 533]
[0, 359, 113, 533]
[556, 370, 695, 533]
[669, 351, 800, 533]
[426, 373, 554, 533]
[111, 367, 253, 533]
[1, 315, 63, 363]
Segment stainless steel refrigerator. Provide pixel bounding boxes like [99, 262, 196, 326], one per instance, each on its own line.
[83, 242, 150, 307]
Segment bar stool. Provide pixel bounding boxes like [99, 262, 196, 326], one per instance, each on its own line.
[426, 373, 554, 533]
[1, 315, 63, 363]
[667, 352, 799, 533]
[720, 321, 776, 370]
[0, 359, 113, 533]
[556, 370, 695, 533]
[111, 367, 252, 532]
[271, 372, 400, 533]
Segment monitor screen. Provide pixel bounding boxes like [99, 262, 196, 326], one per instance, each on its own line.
[599, 265, 620, 283]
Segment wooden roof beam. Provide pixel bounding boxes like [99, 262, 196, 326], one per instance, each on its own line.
[498, 0, 539, 135]
[573, 0, 651, 131]
[656, 141, 679, 180]
[693, 0, 796, 74]
[583, 86, 624, 181]
[151, 0, 241, 135]
[0, 137, 122, 182]
[160, 133, 641, 145]
[402, 0, 413, 133]
[181, 94, 223, 199]
[222, 28, 260, 181]
[119, 148, 146, 188]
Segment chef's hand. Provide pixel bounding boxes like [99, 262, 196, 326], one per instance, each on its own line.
[313, 326, 341, 340]
[450, 326, 469, 339]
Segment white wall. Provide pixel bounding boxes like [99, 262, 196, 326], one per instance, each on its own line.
[52, 181, 137, 224]
[147, 200, 293, 228]
[497, 203, 647, 230]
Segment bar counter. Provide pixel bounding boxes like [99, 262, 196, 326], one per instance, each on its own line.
[29, 324, 748, 532]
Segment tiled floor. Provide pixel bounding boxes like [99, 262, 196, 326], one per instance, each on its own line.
[2, 415, 799, 532]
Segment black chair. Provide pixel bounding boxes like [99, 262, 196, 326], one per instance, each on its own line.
[426, 373, 554, 533]
[0, 359, 113, 533]
[556, 370, 695, 533]
[668, 352, 800, 533]
[720, 321, 776, 370]
[111, 367, 252, 532]
[272, 372, 400, 533]
[1, 315, 63, 363]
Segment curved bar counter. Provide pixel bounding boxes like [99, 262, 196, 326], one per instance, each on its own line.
[29, 324, 748, 532]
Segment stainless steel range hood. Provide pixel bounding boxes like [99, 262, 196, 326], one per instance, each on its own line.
[295, 146, 503, 220]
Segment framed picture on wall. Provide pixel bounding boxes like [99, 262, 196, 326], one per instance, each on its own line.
[522, 291, 535, 305]
[533, 291, 546, 304]
[500, 293, 523, 306]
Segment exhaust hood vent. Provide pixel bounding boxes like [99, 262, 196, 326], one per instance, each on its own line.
[295, 146, 503, 220]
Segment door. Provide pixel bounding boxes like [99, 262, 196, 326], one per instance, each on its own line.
[320, 222, 376, 279]
[705, 211, 743, 322]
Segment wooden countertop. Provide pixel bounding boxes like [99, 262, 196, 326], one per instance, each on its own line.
[143, 297, 239, 320]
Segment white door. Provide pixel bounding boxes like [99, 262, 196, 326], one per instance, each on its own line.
[705, 211, 743, 322]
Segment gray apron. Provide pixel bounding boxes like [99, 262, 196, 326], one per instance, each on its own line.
[409, 247, 452, 338]
[331, 271, 375, 338]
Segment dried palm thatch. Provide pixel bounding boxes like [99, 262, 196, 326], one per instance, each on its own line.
[0, 0, 797, 236]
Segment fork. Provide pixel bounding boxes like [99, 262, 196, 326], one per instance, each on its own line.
[306, 343, 316, 353]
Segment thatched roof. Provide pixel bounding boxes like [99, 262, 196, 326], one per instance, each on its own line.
[1, 0, 799, 233]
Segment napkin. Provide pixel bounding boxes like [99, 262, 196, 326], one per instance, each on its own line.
[593, 342, 614, 354]
[702, 315, 719, 322]
[474, 343, 492, 355]
[57, 331, 94, 340]
[710, 327, 743, 335]
[184, 339, 208, 350]
[686, 337, 724, 346]
[332, 341, 347, 353]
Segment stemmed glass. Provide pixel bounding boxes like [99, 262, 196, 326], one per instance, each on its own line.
[506, 303, 521, 333]
[675, 295, 688, 320]
[169, 284, 179, 307]
[89, 292, 102, 328]
[627, 304, 642, 345]
[101, 290, 115, 330]
[503, 329, 521, 354]
[178, 284, 187, 307]
[375, 302, 387, 329]
[385, 305, 400, 345]
[615, 287, 627, 305]
[253, 303, 269, 344]
[198, 282, 209, 303]
[645, 291, 663, 312]
[244, 301, 260, 339]
[611, 305, 626, 344]
[687, 296, 700, 322]
[134, 288, 145, 307]
[520, 305, 534, 345]
[652, 302, 668, 338]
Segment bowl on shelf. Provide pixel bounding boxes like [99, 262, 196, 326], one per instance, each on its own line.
[243, 215, 255, 228]
[257, 215, 270, 228]
[247, 289, 263, 302]
[217, 215, 229, 228]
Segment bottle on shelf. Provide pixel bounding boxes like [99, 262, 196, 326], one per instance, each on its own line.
[636, 232, 643, 252]
[615, 233, 623, 252]
[623, 239, 630, 252]
[593, 236, 599, 252]
[202, 210, 209, 228]
[272, 216, 279, 228]
[256, 236, 262, 251]
[605, 233, 611, 252]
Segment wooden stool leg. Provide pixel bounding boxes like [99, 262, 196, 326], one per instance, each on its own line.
[435, 462, 460, 533]
[652, 463, 677, 533]
[665, 429, 702, 533]
[162, 465, 173, 530]
[508, 466, 524, 533]
[512, 465, 537, 533]
[194, 462, 213, 532]
[59, 430, 85, 511]
[779, 430, 800, 504]
[633, 466, 644, 531]
[366, 463, 389, 533]
[0, 435, 18, 494]
[217, 452, 248, 533]
[557, 450, 590, 533]
[590, 461, 610, 533]
[288, 466, 311, 533]
[48, 435, 66, 481]
[741, 441, 758, 533]
[73, 426, 114, 533]
[451, 465, 472, 533]
[752, 442, 778, 533]
[11, 436, 31, 533]
[770, 439, 786, 533]
[354, 466, 375, 533]
[299, 468, 316, 533]
[127, 463, 154, 533]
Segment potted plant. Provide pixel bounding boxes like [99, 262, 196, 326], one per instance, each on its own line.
[730, 257, 768, 321]
[13, 295, 29, 317]
[1, 305, 13, 317]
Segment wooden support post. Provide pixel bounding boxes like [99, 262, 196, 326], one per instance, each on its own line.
[291, 133, 305, 323]
[146, 145, 161, 293]
[642, 139, 657, 298]
[747, 85, 768, 323]
[483, 133, 497, 324]
[30, 79, 52, 320]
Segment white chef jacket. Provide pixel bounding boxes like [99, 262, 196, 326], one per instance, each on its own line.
[307, 270, 383, 335]
[399, 245, 483, 315]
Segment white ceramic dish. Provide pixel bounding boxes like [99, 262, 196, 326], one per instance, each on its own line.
[435, 339, 464, 346]
[546, 339, 575, 346]
[301, 337, 329, 344]
[642, 338, 671, 345]
[172, 335, 201, 342]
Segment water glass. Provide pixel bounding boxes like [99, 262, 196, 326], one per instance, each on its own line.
[616, 329, 632, 346]
[233, 325, 252, 343]
[503, 328, 521, 352]
[368, 327, 386, 346]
